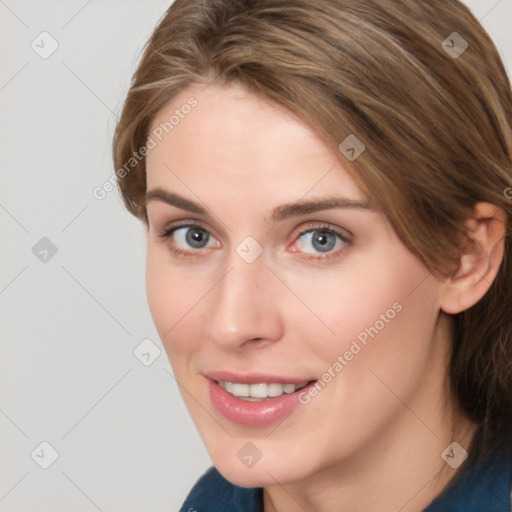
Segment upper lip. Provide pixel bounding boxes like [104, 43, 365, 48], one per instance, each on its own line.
[204, 371, 316, 385]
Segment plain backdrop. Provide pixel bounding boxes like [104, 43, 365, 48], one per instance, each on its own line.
[1, 1, 511, 510]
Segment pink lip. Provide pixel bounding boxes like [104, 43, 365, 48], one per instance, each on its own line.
[204, 370, 314, 385]
[205, 372, 317, 427]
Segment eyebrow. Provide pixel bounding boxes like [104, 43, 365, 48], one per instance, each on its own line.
[145, 187, 373, 222]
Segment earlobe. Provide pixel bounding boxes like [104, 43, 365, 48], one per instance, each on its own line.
[440, 203, 508, 315]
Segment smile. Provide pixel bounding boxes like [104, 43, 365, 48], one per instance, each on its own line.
[207, 374, 318, 426]
[217, 381, 310, 400]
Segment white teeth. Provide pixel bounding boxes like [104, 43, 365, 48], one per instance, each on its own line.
[268, 383, 284, 397]
[249, 383, 268, 398]
[283, 383, 296, 394]
[230, 383, 249, 397]
[218, 381, 309, 400]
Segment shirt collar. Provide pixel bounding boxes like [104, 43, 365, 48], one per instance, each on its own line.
[424, 444, 512, 512]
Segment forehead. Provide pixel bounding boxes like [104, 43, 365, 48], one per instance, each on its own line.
[145, 83, 365, 203]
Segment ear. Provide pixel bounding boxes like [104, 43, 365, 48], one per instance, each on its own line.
[440, 202, 508, 314]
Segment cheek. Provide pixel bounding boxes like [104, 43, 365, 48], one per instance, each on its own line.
[145, 247, 205, 361]
[289, 250, 429, 349]
[283, 254, 443, 458]
[294, 245, 442, 391]
[317, 253, 442, 405]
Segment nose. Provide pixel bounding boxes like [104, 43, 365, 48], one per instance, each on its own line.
[206, 249, 284, 351]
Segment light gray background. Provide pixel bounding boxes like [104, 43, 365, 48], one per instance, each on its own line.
[1, 1, 511, 511]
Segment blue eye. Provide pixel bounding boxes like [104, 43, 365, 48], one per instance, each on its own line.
[165, 225, 218, 251]
[295, 226, 348, 256]
[157, 221, 351, 261]
[176, 226, 209, 249]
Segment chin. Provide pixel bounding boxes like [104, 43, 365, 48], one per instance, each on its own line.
[217, 462, 295, 488]
[207, 441, 312, 488]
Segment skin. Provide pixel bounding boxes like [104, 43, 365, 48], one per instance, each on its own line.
[143, 82, 506, 512]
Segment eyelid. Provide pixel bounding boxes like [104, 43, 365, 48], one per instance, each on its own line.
[293, 221, 353, 241]
[155, 219, 353, 260]
[156, 218, 352, 239]
[156, 219, 220, 241]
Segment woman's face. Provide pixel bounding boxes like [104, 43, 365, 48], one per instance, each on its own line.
[145, 83, 452, 487]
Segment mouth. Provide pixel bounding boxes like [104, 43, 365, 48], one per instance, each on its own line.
[205, 372, 318, 427]
[217, 380, 311, 400]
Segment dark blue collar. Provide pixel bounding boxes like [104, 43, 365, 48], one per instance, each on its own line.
[424, 444, 512, 511]
[180, 444, 512, 511]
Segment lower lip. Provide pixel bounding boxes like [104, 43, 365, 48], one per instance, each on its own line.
[208, 379, 316, 427]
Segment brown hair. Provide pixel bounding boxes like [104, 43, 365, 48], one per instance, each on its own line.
[112, 0, 512, 462]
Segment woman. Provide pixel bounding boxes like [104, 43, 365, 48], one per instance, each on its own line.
[112, 0, 512, 510]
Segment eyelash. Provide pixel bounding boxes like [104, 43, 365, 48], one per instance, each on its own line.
[156, 221, 352, 262]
